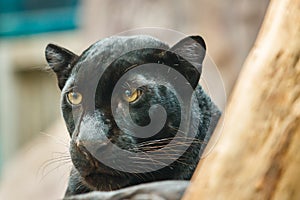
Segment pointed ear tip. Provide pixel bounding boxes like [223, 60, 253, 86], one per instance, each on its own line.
[45, 44, 54, 56]
[45, 43, 62, 64]
[190, 35, 206, 50]
[45, 43, 58, 51]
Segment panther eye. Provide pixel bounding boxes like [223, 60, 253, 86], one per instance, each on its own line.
[124, 89, 142, 103]
[67, 92, 82, 105]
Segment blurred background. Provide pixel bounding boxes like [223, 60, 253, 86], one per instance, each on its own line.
[0, 0, 269, 199]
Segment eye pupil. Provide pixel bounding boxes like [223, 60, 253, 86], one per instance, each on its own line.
[125, 90, 131, 97]
[72, 93, 78, 99]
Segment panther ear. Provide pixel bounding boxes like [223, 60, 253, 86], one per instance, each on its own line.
[170, 36, 206, 88]
[45, 44, 79, 90]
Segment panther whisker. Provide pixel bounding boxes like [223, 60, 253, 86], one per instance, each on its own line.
[124, 64, 138, 73]
[39, 159, 71, 183]
[130, 155, 169, 167]
[38, 155, 71, 178]
[40, 132, 69, 148]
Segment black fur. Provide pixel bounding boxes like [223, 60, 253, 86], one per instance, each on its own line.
[45, 35, 221, 197]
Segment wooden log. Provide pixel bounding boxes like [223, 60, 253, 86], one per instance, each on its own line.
[183, 0, 300, 199]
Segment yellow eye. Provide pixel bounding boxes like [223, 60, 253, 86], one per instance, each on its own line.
[67, 92, 82, 105]
[124, 89, 142, 103]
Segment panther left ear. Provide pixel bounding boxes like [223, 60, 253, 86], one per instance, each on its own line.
[45, 44, 79, 90]
[170, 35, 206, 88]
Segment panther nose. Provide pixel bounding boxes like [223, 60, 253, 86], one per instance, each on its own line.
[75, 138, 110, 157]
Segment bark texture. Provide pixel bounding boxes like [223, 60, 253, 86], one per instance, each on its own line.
[183, 0, 300, 199]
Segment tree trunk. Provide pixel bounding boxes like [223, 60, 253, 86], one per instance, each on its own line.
[183, 0, 300, 199]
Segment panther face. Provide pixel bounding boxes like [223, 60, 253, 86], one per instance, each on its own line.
[45, 35, 214, 192]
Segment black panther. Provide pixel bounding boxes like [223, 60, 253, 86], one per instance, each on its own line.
[45, 35, 221, 199]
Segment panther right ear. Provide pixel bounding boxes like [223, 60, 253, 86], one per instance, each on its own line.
[45, 44, 79, 90]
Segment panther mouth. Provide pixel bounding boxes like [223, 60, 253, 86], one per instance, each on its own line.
[84, 172, 131, 191]
[72, 138, 132, 189]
